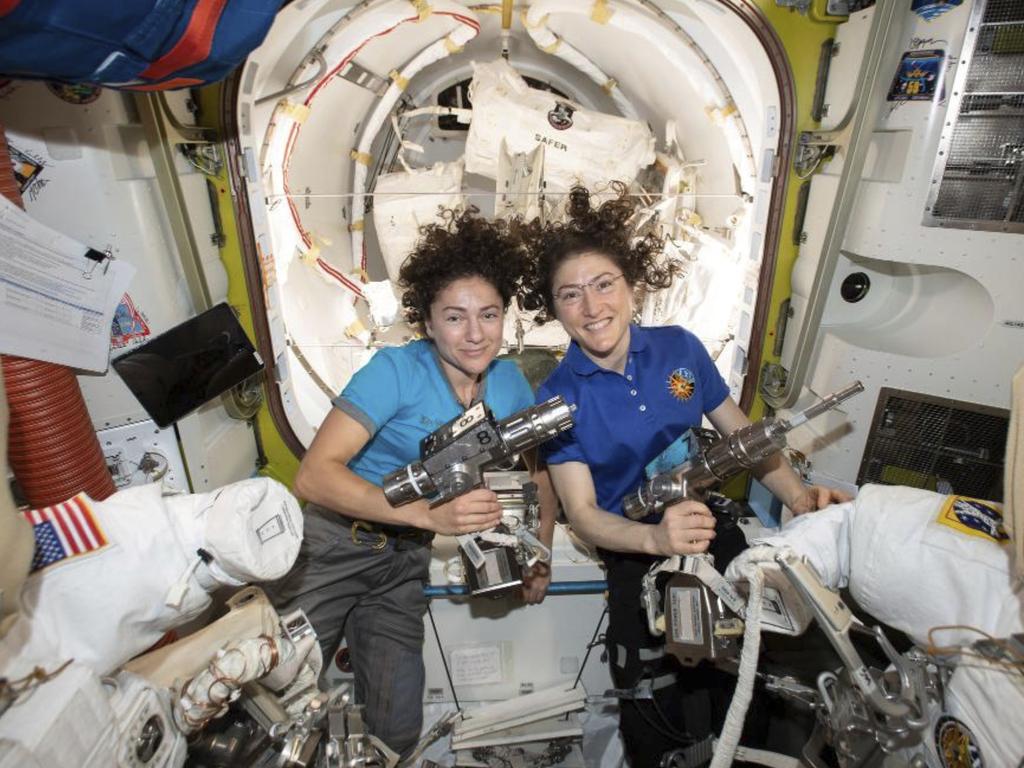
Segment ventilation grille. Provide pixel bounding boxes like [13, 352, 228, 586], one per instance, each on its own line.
[924, 0, 1024, 233]
[857, 388, 1009, 501]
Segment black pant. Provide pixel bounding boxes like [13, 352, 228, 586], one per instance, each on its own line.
[601, 520, 754, 767]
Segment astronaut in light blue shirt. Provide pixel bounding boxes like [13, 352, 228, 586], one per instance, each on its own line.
[266, 210, 555, 759]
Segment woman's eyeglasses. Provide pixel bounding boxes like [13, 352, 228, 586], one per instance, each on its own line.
[553, 273, 625, 306]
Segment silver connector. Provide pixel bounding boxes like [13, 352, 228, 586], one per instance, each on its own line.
[382, 461, 436, 506]
[498, 395, 575, 453]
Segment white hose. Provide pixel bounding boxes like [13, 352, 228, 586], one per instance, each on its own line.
[350, 9, 480, 273]
[710, 564, 764, 768]
[520, 7, 639, 120]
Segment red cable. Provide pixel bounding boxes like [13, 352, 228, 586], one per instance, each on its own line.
[279, 11, 479, 295]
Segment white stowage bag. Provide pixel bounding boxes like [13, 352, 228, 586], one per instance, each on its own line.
[372, 161, 465, 282]
[464, 59, 655, 192]
[0, 477, 302, 679]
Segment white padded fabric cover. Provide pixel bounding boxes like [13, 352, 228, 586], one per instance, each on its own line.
[372, 161, 464, 282]
[464, 60, 655, 192]
[170, 477, 303, 585]
[0, 478, 301, 678]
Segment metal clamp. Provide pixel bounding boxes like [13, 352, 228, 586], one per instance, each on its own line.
[351, 521, 388, 551]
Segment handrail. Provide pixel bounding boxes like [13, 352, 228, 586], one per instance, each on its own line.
[762, 0, 907, 410]
[425, 580, 607, 598]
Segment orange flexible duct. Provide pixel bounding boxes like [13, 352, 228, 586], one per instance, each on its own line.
[1, 125, 116, 506]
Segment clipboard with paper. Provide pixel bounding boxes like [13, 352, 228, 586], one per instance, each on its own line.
[0, 195, 134, 372]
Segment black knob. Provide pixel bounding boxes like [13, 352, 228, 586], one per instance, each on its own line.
[840, 272, 870, 303]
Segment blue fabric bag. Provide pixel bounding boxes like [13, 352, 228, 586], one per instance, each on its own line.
[0, 0, 282, 89]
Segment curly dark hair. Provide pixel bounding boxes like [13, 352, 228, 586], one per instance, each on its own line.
[398, 207, 528, 327]
[520, 185, 680, 323]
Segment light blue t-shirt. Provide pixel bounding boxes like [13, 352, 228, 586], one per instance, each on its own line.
[334, 340, 535, 487]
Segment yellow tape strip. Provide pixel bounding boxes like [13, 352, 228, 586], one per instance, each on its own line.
[359, 267, 370, 283]
[411, 0, 431, 21]
[389, 69, 409, 91]
[281, 102, 311, 123]
[348, 219, 365, 232]
[602, 78, 618, 95]
[301, 244, 321, 262]
[706, 103, 738, 125]
[521, 10, 550, 30]
[542, 38, 561, 54]
[444, 36, 465, 54]
[345, 319, 367, 338]
[350, 150, 373, 166]
[591, 0, 614, 24]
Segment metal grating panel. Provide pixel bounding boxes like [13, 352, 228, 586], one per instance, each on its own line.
[924, 0, 1024, 233]
[857, 388, 1009, 501]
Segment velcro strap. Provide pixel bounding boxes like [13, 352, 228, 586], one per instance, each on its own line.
[649, 671, 678, 691]
[663, 734, 715, 768]
[683, 554, 746, 617]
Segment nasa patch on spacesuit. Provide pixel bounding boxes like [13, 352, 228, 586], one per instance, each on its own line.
[933, 495, 1009, 545]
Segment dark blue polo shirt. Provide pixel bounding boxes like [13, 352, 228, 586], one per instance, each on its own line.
[537, 324, 730, 516]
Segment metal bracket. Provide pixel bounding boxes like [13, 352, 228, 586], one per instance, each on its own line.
[337, 60, 389, 97]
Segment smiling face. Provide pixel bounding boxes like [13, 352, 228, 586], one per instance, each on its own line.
[551, 251, 633, 371]
[424, 276, 505, 386]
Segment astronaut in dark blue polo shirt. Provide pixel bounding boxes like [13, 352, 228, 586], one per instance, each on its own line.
[522, 187, 849, 766]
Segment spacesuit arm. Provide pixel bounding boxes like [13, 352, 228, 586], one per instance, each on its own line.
[295, 409, 502, 534]
[549, 461, 715, 556]
[707, 397, 851, 515]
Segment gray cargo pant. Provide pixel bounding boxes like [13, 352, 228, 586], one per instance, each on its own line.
[264, 504, 432, 758]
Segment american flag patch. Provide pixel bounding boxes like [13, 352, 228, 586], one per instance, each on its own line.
[22, 495, 108, 572]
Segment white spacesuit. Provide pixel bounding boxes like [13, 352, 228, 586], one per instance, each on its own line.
[726, 484, 1023, 767]
[0, 379, 309, 768]
[0, 476, 303, 678]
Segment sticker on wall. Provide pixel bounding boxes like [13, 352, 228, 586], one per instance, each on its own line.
[46, 81, 102, 105]
[6, 142, 48, 200]
[912, 0, 963, 22]
[110, 293, 152, 349]
[888, 49, 945, 102]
